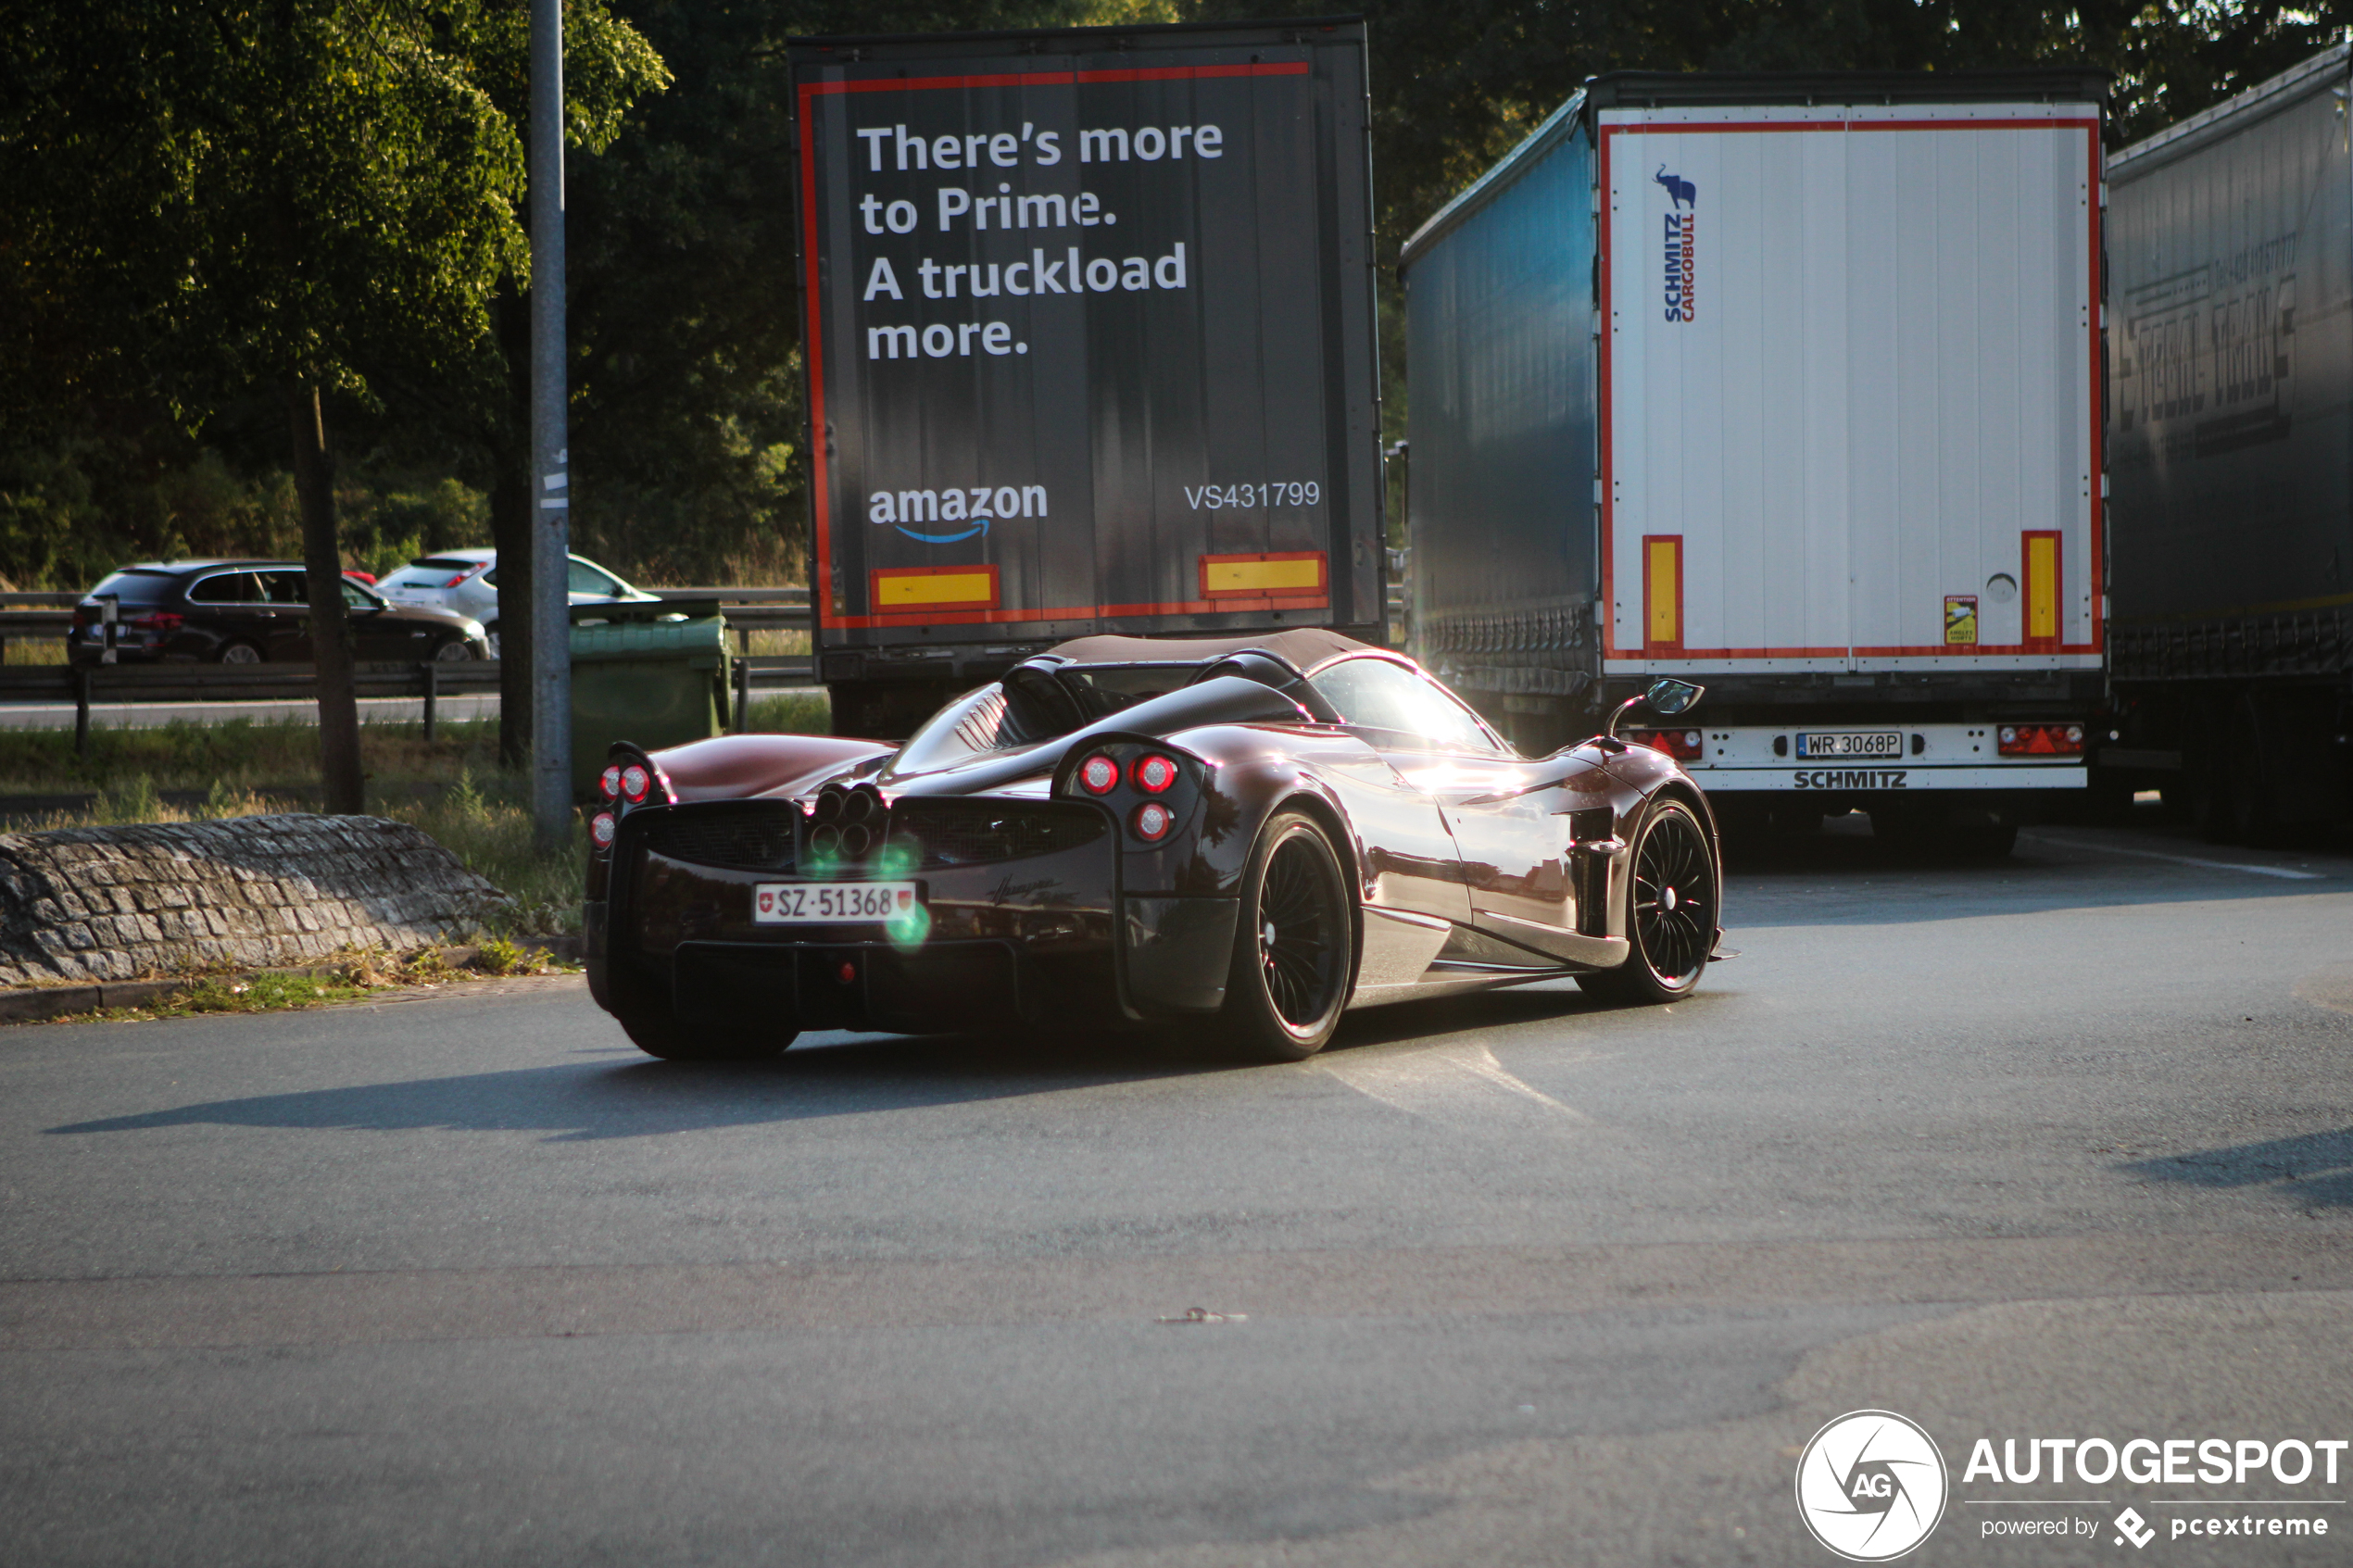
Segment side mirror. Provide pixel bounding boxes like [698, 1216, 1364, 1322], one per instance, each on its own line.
[1598, 678, 1708, 750]
[1643, 678, 1703, 717]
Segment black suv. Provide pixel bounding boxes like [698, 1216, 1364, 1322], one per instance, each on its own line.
[69, 561, 490, 667]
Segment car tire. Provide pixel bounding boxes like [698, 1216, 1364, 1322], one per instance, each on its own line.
[1212, 810, 1353, 1062]
[615, 1008, 796, 1061]
[432, 638, 480, 662]
[1577, 797, 1714, 1005]
[216, 641, 264, 665]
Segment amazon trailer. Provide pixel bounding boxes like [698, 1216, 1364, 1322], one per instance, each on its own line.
[1400, 70, 2108, 851]
[787, 20, 1383, 737]
[2102, 45, 2353, 838]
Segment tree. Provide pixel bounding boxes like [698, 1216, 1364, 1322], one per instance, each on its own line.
[0, 0, 662, 805]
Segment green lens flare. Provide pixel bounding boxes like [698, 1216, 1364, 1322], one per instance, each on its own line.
[886, 900, 932, 952]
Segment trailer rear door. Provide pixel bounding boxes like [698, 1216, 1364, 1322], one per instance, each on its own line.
[1598, 101, 2104, 677]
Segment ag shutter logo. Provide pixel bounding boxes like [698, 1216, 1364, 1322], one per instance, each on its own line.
[1796, 1411, 1949, 1561]
[1655, 166, 1696, 322]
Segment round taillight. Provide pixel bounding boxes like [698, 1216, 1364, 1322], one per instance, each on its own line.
[1132, 801, 1174, 842]
[2064, 724, 2083, 744]
[590, 811, 616, 848]
[1078, 754, 1119, 795]
[621, 763, 650, 803]
[598, 765, 622, 800]
[1683, 732, 1701, 748]
[836, 961, 857, 986]
[1998, 727, 2018, 746]
[1133, 753, 1179, 794]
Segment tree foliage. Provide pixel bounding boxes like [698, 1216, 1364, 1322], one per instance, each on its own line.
[3, 0, 2343, 598]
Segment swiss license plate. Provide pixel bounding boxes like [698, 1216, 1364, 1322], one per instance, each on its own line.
[752, 881, 920, 923]
[1795, 731, 1903, 759]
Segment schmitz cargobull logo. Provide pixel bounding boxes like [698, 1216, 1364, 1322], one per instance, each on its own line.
[1796, 1410, 1949, 1561]
[1655, 166, 1696, 322]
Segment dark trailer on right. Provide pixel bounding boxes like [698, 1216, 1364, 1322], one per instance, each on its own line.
[2101, 43, 2353, 839]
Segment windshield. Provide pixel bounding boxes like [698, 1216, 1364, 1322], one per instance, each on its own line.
[1308, 657, 1507, 754]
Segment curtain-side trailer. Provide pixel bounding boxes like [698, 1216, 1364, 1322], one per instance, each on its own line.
[2103, 45, 2353, 841]
[787, 20, 1383, 739]
[1402, 70, 2108, 854]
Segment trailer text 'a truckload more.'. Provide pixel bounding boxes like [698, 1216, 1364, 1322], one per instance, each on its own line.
[790, 23, 1381, 737]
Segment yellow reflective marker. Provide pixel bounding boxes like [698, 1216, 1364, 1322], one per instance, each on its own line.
[1644, 535, 1682, 647]
[1199, 552, 1327, 597]
[2024, 533, 2059, 643]
[873, 568, 998, 609]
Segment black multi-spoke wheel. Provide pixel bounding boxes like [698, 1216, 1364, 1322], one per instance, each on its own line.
[1216, 810, 1353, 1060]
[1579, 797, 1716, 1004]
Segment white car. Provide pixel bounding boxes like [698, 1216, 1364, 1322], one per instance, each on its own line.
[375, 549, 661, 658]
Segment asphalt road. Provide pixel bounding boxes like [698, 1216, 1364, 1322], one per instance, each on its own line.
[3, 812, 2350, 1567]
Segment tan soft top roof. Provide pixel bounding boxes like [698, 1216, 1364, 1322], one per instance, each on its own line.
[1044, 628, 1374, 672]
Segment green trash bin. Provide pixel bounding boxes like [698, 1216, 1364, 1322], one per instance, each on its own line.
[569, 604, 732, 799]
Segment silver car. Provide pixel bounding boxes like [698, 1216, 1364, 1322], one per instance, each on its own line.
[375, 549, 661, 658]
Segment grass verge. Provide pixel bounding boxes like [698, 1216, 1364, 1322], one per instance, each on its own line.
[51, 944, 574, 1024]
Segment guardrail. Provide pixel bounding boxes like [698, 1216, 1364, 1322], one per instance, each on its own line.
[31, 653, 819, 754]
[34, 660, 497, 755]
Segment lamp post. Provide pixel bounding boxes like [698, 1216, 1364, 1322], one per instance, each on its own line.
[528, 0, 572, 846]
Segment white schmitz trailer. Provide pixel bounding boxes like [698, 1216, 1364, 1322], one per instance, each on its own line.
[1403, 71, 2108, 853]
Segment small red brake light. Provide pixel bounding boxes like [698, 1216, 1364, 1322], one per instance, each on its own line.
[1077, 754, 1120, 795]
[621, 763, 650, 802]
[1132, 753, 1179, 793]
[599, 765, 623, 800]
[1632, 729, 1704, 761]
[1132, 801, 1174, 842]
[1997, 723, 2084, 758]
[590, 810, 616, 848]
[444, 573, 470, 588]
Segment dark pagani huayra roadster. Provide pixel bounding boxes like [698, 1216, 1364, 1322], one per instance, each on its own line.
[585, 630, 1726, 1062]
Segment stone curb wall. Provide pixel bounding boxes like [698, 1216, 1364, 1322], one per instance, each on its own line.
[0, 815, 507, 987]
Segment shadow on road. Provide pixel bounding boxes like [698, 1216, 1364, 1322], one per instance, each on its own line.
[42, 986, 1634, 1144]
[2123, 1128, 2353, 1210]
[43, 1032, 1202, 1143]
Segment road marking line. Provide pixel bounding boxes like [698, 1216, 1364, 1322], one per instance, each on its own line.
[1321, 1043, 1592, 1125]
[2025, 833, 2328, 880]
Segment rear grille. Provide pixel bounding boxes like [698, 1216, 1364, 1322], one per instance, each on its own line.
[638, 805, 799, 873]
[887, 800, 1106, 869]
